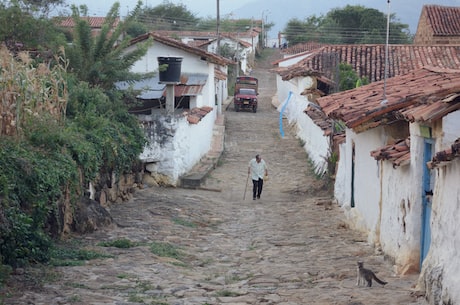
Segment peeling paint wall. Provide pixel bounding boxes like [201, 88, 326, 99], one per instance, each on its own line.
[139, 111, 214, 185]
[420, 158, 460, 305]
[335, 125, 424, 274]
[339, 128, 383, 242]
[379, 160, 421, 274]
[418, 110, 460, 305]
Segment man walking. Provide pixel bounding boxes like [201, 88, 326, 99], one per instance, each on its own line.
[248, 154, 268, 200]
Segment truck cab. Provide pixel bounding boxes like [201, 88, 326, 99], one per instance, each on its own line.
[233, 76, 258, 113]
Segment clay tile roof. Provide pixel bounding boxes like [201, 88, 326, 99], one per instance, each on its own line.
[304, 104, 333, 136]
[428, 138, 460, 168]
[130, 32, 234, 66]
[58, 16, 119, 29]
[424, 5, 460, 36]
[317, 66, 460, 132]
[281, 41, 327, 55]
[370, 138, 411, 168]
[275, 44, 460, 83]
[185, 106, 213, 124]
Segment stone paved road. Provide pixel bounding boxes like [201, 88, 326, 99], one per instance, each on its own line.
[3, 49, 427, 305]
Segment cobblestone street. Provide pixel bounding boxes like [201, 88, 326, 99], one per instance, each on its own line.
[3, 49, 427, 305]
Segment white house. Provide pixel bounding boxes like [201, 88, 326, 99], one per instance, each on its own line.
[317, 66, 460, 305]
[153, 29, 259, 76]
[123, 32, 233, 185]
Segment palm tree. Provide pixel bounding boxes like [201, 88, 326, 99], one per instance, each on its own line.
[65, 2, 151, 90]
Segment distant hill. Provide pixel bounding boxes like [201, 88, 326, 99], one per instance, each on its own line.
[233, 0, 460, 40]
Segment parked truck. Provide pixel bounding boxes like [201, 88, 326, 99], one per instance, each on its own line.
[233, 76, 258, 113]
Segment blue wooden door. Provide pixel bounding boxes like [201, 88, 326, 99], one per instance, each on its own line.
[420, 139, 433, 267]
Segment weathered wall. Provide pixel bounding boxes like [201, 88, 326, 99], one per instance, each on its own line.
[339, 128, 383, 243]
[336, 125, 425, 274]
[139, 111, 215, 185]
[379, 160, 421, 274]
[418, 111, 460, 305]
[276, 75, 330, 174]
[419, 157, 460, 305]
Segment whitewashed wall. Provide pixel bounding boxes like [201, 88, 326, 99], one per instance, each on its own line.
[379, 159, 421, 274]
[418, 110, 460, 305]
[441, 110, 460, 147]
[127, 39, 218, 185]
[421, 158, 460, 305]
[130, 42, 210, 75]
[276, 75, 330, 174]
[140, 111, 215, 184]
[338, 128, 385, 243]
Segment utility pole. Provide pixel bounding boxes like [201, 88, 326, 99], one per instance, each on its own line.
[382, 0, 390, 105]
[216, 0, 220, 54]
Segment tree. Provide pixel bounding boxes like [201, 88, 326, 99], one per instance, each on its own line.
[65, 2, 151, 90]
[2, 0, 64, 16]
[285, 17, 321, 46]
[0, 1, 66, 51]
[327, 5, 410, 44]
[283, 5, 411, 46]
[133, 0, 199, 31]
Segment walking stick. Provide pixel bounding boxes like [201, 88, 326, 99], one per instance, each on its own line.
[243, 172, 249, 200]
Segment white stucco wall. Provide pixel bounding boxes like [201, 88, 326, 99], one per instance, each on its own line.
[379, 160, 421, 273]
[129, 42, 210, 75]
[127, 40, 219, 185]
[338, 128, 385, 244]
[441, 110, 460, 148]
[336, 125, 425, 272]
[423, 158, 460, 305]
[418, 110, 460, 304]
[140, 111, 215, 184]
[276, 75, 329, 174]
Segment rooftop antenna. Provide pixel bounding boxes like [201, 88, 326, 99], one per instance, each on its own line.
[381, 0, 390, 105]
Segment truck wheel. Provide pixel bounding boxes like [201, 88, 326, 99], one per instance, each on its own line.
[235, 104, 240, 112]
[252, 106, 257, 113]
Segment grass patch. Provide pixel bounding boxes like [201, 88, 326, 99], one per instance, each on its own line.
[0, 264, 12, 289]
[172, 217, 197, 228]
[49, 244, 113, 266]
[97, 238, 139, 248]
[150, 242, 182, 260]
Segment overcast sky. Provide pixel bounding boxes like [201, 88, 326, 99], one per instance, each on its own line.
[60, 0, 249, 18]
[59, 0, 460, 40]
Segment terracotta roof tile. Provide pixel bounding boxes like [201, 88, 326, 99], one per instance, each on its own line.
[281, 42, 327, 55]
[424, 5, 460, 36]
[184, 106, 213, 124]
[317, 66, 460, 132]
[370, 138, 411, 168]
[304, 104, 333, 136]
[58, 17, 119, 28]
[428, 138, 460, 168]
[130, 32, 234, 66]
[275, 44, 460, 83]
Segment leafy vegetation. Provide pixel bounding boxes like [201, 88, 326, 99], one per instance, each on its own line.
[150, 242, 183, 260]
[0, 1, 148, 271]
[65, 3, 152, 90]
[338, 62, 369, 91]
[0, 1, 67, 52]
[284, 5, 411, 45]
[98, 238, 139, 248]
[49, 244, 113, 266]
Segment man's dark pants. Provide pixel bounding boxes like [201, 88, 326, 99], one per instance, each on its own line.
[252, 178, 264, 199]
